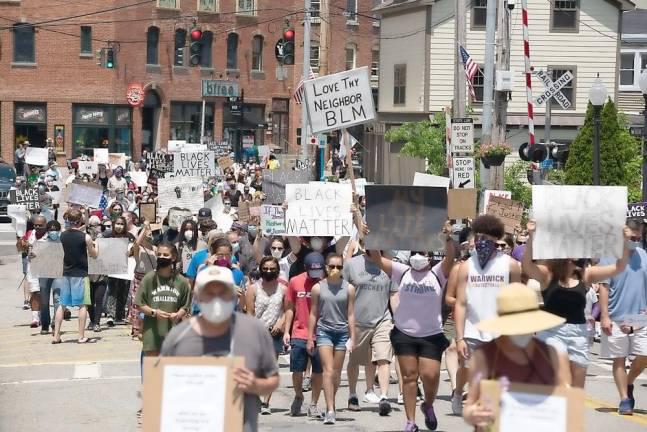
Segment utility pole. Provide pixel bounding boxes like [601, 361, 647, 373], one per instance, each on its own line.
[480, 0, 497, 147]
[319, 0, 330, 76]
[453, 0, 466, 118]
[301, 0, 312, 159]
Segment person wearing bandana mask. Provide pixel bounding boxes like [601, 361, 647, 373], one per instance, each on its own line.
[244, 256, 287, 415]
[161, 265, 279, 432]
[454, 215, 522, 408]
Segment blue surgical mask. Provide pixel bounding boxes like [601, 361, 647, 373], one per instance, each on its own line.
[48, 231, 61, 241]
[627, 240, 641, 251]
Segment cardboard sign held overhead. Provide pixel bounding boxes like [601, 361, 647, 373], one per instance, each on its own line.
[109, 153, 127, 169]
[139, 202, 157, 224]
[157, 176, 204, 217]
[413, 172, 450, 190]
[627, 202, 646, 220]
[168, 207, 193, 229]
[148, 153, 174, 173]
[262, 169, 311, 204]
[66, 182, 104, 208]
[483, 190, 512, 213]
[285, 183, 353, 237]
[217, 156, 234, 170]
[130, 171, 149, 188]
[173, 151, 216, 177]
[486, 196, 524, 234]
[25, 147, 49, 166]
[365, 185, 448, 251]
[78, 161, 98, 176]
[93, 148, 109, 164]
[448, 189, 478, 220]
[238, 201, 251, 223]
[261, 205, 285, 235]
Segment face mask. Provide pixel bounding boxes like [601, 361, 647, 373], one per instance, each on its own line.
[231, 242, 240, 254]
[261, 270, 279, 282]
[200, 297, 236, 324]
[156, 256, 173, 269]
[310, 237, 324, 252]
[38, 185, 45, 193]
[214, 257, 231, 268]
[409, 254, 429, 271]
[271, 249, 283, 259]
[627, 240, 641, 251]
[48, 231, 60, 241]
[475, 238, 497, 268]
[229, 183, 236, 189]
[509, 334, 534, 348]
[184, 231, 194, 241]
[224, 204, 231, 211]
[248, 225, 258, 238]
[117, 193, 124, 199]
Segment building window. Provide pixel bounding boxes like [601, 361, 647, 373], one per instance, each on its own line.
[550, 66, 576, 110]
[346, 0, 357, 22]
[252, 35, 263, 71]
[310, 44, 320, 74]
[311, 0, 321, 18]
[620, 51, 647, 90]
[473, 67, 485, 103]
[272, 98, 290, 153]
[157, 0, 179, 8]
[146, 27, 159, 65]
[198, 0, 217, 12]
[371, 50, 379, 80]
[13, 23, 35, 63]
[14, 104, 47, 148]
[227, 33, 238, 69]
[170, 102, 214, 143]
[551, 0, 579, 32]
[201, 31, 213, 67]
[237, 0, 255, 15]
[174, 29, 186, 66]
[471, 0, 487, 29]
[72, 105, 132, 156]
[80, 26, 92, 54]
[393, 64, 406, 105]
[345, 45, 356, 70]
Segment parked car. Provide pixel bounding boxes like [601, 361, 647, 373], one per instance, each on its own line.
[0, 162, 17, 218]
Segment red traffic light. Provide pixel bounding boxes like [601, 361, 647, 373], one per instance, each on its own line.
[190, 28, 202, 41]
[283, 28, 295, 41]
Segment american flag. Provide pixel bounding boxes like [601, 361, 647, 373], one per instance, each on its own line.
[459, 45, 480, 99]
[293, 67, 316, 104]
[98, 193, 108, 211]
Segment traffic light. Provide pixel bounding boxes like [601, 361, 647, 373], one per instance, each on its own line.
[175, 30, 185, 66]
[106, 48, 115, 69]
[189, 27, 202, 67]
[282, 28, 295, 65]
[519, 142, 548, 163]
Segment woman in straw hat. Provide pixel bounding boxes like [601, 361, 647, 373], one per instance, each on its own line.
[462, 283, 571, 429]
[522, 219, 630, 387]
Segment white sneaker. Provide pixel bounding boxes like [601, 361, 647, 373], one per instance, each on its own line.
[363, 389, 381, 404]
[451, 392, 463, 415]
[397, 393, 404, 405]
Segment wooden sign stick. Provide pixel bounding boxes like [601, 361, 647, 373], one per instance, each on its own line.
[343, 129, 357, 197]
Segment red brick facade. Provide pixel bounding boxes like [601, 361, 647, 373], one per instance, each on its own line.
[0, 0, 378, 163]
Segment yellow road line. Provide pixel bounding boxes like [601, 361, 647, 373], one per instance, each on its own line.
[586, 396, 647, 426]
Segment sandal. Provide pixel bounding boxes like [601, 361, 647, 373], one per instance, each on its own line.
[77, 337, 90, 344]
[51, 338, 62, 344]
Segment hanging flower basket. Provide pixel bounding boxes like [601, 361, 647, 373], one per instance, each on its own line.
[477, 142, 512, 168]
[481, 153, 506, 168]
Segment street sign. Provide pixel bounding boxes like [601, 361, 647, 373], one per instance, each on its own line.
[202, 80, 239, 97]
[452, 157, 474, 189]
[534, 70, 573, 108]
[451, 118, 474, 154]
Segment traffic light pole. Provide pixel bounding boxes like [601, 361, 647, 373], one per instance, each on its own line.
[301, 0, 311, 160]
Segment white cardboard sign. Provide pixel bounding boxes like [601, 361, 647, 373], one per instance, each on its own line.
[78, 161, 98, 176]
[88, 238, 129, 275]
[450, 118, 474, 154]
[157, 176, 204, 217]
[30, 241, 64, 278]
[452, 157, 475, 189]
[532, 185, 627, 259]
[93, 148, 109, 164]
[304, 67, 376, 134]
[173, 151, 215, 178]
[130, 171, 148, 187]
[25, 147, 49, 166]
[413, 173, 450, 190]
[285, 183, 353, 236]
[261, 205, 286, 235]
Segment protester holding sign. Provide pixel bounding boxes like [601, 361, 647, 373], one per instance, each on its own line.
[107, 166, 127, 196]
[522, 219, 631, 388]
[103, 216, 136, 329]
[176, 219, 204, 275]
[129, 221, 158, 338]
[38, 220, 63, 334]
[16, 215, 48, 328]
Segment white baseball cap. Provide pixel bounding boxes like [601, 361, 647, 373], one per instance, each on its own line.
[195, 265, 234, 293]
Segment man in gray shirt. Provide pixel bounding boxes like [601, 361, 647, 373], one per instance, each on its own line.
[161, 265, 279, 432]
[343, 252, 397, 416]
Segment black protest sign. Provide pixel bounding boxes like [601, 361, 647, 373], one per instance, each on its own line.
[365, 185, 448, 252]
[262, 169, 311, 204]
[148, 152, 174, 173]
[147, 168, 165, 193]
[627, 202, 647, 220]
[10, 187, 40, 211]
[208, 141, 230, 157]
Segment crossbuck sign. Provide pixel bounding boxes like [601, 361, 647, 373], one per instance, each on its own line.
[534, 69, 573, 109]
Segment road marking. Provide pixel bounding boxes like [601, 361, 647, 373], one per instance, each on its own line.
[586, 396, 647, 426]
[0, 358, 138, 368]
[73, 363, 101, 379]
[0, 375, 139, 386]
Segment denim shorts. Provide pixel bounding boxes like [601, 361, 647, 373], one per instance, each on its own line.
[55, 277, 86, 307]
[290, 338, 323, 373]
[537, 323, 590, 368]
[316, 328, 349, 351]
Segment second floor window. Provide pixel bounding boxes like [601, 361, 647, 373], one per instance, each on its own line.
[311, 0, 321, 18]
[174, 29, 186, 66]
[80, 26, 92, 54]
[198, 0, 217, 12]
[345, 45, 356, 70]
[472, 0, 487, 28]
[237, 0, 255, 15]
[252, 35, 263, 71]
[473, 67, 485, 103]
[552, 0, 579, 31]
[371, 50, 379, 80]
[13, 23, 35, 63]
[227, 33, 239, 69]
[147, 26, 159, 65]
[310, 44, 320, 74]
[394, 64, 406, 105]
[346, 0, 357, 22]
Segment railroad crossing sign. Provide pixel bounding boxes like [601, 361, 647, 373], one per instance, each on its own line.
[534, 69, 573, 109]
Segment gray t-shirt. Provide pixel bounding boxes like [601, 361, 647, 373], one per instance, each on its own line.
[343, 255, 396, 327]
[160, 313, 279, 432]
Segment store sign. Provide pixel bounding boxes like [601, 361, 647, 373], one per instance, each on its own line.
[116, 109, 131, 124]
[76, 108, 108, 124]
[127, 83, 145, 107]
[15, 106, 46, 123]
[202, 80, 239, 98]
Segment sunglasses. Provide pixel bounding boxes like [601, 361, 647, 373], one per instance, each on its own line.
[496, 243, 507, 250]
[261, 267, 278, 272]
[516, 240, 526, 245]
[327, 265, 343, 270]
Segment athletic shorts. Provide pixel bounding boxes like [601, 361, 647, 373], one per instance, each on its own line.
[537, 323, 590, 368]
[600, 322, 647, 359]
[390, 326, 449, 361]
[316, 328, 349, 351]
[348, 319, 394, 367]
[290, 338, 323, 374]
[55, 277, 86, 307]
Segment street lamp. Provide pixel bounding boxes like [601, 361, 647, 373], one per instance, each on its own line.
[639, 69, 647, 200]
[589, 74, 607, 186]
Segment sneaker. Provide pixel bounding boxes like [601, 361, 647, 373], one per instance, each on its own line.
[379, 397, 392, 416]
[347, 395, 361, 411]
[30, 320, 39, 328]
[260, 403, 271, 415]
[628, 384, 635, 409]
[22, 300, 30, 310]
[619, 398, 633, 415]
[397, 393, 404, 405]
[93, 324, 102, 333]
[290, 396, 303, 416]
[420, 402, 438, 430]
[363, 389, 381, 404]
[307, 404, 324, 419]
[106, 317, 115, 327]
[404, 420, 420, 432]
[451, 392, 463, 415]
[323, 411, 336, 425]
[302, 376, 312, 392]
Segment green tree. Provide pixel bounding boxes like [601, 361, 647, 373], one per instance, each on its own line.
[385, 113, 447, 175]
[504, 160, 532, 209]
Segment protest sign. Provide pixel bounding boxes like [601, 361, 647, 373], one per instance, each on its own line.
[109, 153, 127, 169]
[261, 205, 286, 235]
[486, 196, 524, 234]
[479, 380, 584, 432]
[148, 152, 174, 173]
[303, 66, 376, 134]
[182, 143, 208, 152]
[365, 185, 448, 251]
[208, 141, 230, 157]
[25, 147, 49, 166]
[139, 202, 157, 224]
[30, 241, 64, 278]
[262, 169, 311, 204]
[448, 189, 478, 219]
[413, 172, 450, 190]
[7, 205, 27, 236]
[146, 169, 163, 193]
[238, 201, 251, 223]
[93, 148, 109, 164]
[627, 202, 646, 220]
[109, 256, 136, 281]
[66, 182, 104, 208]
[167, 140, 186, 152]
[340, 178, 368, 196]
[157, 176, 204, 217]
[143, 356, 244, 432]
[217, 156, 234, 170]
[532, 185, 627, 259]
[257, 145, 270, 158]
[483, 190, 512, 213]
[173, 151, 215, 177]
[168, 207, 193, 229]
[130, 171, 149, 188]
[88, 238, 129, 275]
[285, 183, 353, 236]
[10, 187, 40, 211]
[78, 160, 98, 176]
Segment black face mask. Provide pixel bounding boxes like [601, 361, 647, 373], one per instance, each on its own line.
[261, 270, 279, 282]
[156, 257, 174, 269]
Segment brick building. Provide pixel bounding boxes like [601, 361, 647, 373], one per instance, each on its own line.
[0, 0, 379, 163]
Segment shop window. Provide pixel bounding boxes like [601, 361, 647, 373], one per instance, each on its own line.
[13, 23, 35, 63]
[72, 105, 132, 156]
[147, 26, 160, 65]
[14, 104, 47, 148]
[170, 102, 214, 143]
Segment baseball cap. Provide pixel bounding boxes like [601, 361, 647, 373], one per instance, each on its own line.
[304, 252, 325, 279]
[195, 265, 235, 294]
[198, 207, 212, 219]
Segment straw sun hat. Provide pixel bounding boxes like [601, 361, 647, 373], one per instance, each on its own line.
[475, 283, 565, 336]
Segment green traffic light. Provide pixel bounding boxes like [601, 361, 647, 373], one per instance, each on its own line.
[107, 61, 114, 68]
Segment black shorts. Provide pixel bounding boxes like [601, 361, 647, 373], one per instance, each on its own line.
[390, 326, 449, 361]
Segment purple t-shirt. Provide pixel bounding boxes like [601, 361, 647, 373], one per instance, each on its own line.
[392, 261, 447, 338]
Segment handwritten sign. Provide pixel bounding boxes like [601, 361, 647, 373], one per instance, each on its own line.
[66, 182, 104, 208]
[238, 201, 251, 223]
[261, 205, 286, 235]
[157, 176, 204, 217]
[139, 202, 157, 223]
[10, 187, 40, 211]
[365, 185, 448, 251]
[532, 185, 627, 259]
[93, 148, 109, 164]
[257, 145, 270, 158]
[340, 178, 368, 196]
[303, 66, 376, 134]
[217, 156, 234, 170]
[8, 204, 27, 236]
[167, 140, 187, 153]
[78, 161, 98, 176]
[483, 190, 512, 213]
[486, 196, 524, 234]
[168, 207, 193, 230]
[25, 147, 49, 166]
[173, 151, 215, 177]
[30, 241, 64, 278]
[262, 169, 311, 204]
[88, 238, 129, 275]
[208, 141, 230, 157]
[285, 183, 353, 236]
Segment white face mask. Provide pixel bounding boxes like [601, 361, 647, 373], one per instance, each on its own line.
[409, 254, 429, 271]
[509, 334, 534, 348]
[310, 237, 324, 252]
[184, 231, 194, 241]
[199, 298, 236, 324]
[271, 249, 283, 259]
